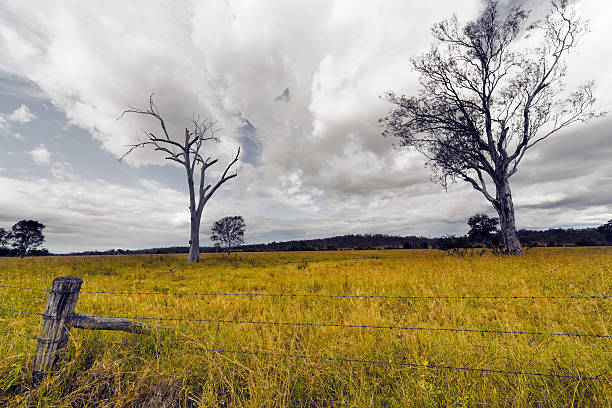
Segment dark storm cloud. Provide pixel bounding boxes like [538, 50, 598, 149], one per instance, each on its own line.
[275, 88, 290, 102]
[236, 118, 264, 166]
[520, 193, 612, 210]
[513, 118, 612, 186]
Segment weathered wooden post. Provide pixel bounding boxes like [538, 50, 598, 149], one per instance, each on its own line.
[72, 313, 157, 333]
[33, 276, 82, 380]
[31, 276, 158, 380]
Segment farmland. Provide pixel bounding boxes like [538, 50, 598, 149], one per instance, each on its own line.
[0, 247, 610, 407]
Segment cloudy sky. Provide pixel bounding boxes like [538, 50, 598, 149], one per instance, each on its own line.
[0, 0, 610, 252]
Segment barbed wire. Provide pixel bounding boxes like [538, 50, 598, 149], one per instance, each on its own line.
[0, 328, 38, 341]
[63, 291, 612, 300]
[0, 306, 44, 317]
[64, 338, 612, 381]
[0, 284, 48, 292]
[1, 329, 608, 381]
[2, 282, 609, 300]
[112, 314, 612, 339]
[2, 305, 609, 338]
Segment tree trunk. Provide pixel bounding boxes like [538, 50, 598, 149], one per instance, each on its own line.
[185, 155, 201, 263]
[187, 216, 201, 262]
[494, 178, 523, 255]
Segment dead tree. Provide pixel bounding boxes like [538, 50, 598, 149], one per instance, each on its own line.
[120, 96, 240, 262]
[381, 0, 602, 254]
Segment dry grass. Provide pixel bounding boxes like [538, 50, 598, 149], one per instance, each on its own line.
[0, 247, 610, 407]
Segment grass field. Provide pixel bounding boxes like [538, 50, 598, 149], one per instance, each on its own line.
[0, 247, 610, 407]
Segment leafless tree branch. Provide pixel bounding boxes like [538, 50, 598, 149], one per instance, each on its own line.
[118, 96, 240, 262]
[381, 0, 603, 254]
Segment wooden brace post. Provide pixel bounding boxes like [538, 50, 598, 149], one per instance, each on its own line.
[32, 276, 157, 380]
[33, 276, 82, 380]
[72, 313, 158, 333]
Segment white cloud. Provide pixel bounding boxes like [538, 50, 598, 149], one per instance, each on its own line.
[25, 143, 79, 180]
[0, 0, 483, 172]
[0, 116, 10, 132]
[8, 104, 36, 122]
[50, 161, 78, 181]
[0, 174, 188, 252]
[27, 143, 51, 165]
[1, 104, 35, 140]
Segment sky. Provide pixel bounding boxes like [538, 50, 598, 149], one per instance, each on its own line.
[0, 0, 610, 253]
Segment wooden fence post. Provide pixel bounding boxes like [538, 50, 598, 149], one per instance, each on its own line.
[33, 276, 82, 381]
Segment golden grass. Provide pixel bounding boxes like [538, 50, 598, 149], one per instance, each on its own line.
[0, 247, 610, 407]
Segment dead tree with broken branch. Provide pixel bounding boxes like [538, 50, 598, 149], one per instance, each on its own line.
[119, 96, 240, 262]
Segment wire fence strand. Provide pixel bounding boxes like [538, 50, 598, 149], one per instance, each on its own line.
[2, 280, 610, 383]
[62, 337, 612, 381]
[2, 329, 607, 381]
[77, 291, 612, 299]
[2, 282, 609, 300]
[2, 305, 609, 339]
[5, 328, 603, 382]
[0, 328, 38, 341]
[0, 284, 49, 292]
[111, 314, 612, 339]
[0, 306, 45, 317]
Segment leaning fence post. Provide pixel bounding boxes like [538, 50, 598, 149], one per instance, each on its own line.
[33, 276, 82, 380]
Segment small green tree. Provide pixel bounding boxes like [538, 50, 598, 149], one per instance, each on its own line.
[10, 220, 46, 258]
[210, 216, 246, 254]
[468, 213, 499, 248]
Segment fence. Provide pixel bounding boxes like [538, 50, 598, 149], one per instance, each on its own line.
[0, 277, 610, 384]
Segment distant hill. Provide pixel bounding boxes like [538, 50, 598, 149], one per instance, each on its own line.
[59, 234, 433, 256]
[56, 227, 611, 256]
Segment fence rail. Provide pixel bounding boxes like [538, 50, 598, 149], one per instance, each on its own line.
[0, 278, 610, 383]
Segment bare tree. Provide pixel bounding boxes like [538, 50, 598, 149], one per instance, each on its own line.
[120, 96, 240, 262]
[381, 0, 602, 255]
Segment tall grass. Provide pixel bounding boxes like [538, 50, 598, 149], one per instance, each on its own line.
[0, 247, 610, 407]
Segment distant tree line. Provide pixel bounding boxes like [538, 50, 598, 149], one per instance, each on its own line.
[50, 218, 612, 257]
[433, 216, 612, 250]
[238, 234, 432, 252]
[53, 234, 430, 256]
[0, 220, 48, 257]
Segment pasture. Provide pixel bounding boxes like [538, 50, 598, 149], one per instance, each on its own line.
[0, 247, 610, 407]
